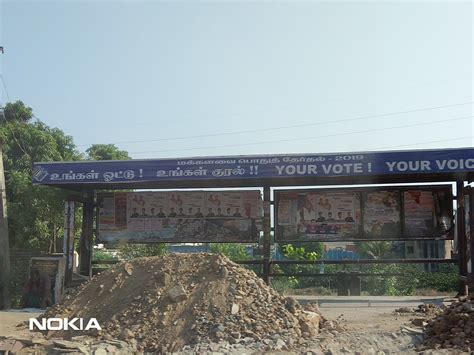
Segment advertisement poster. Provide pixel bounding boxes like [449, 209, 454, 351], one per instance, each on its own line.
[363, 191, 401, 238]
[276, 187, 453, 241]
[98, 194, 115, 229]
[276, 191, 360, 241]
[98, 190, 262, 243]
[404, 191, 435, 237]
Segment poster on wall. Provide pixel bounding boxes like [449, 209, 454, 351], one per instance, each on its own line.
[275, 190, 361, 241]
[363, 191, 401, 238]
[276, 186, 453, 242]
[404, 191, 434, 237]
[404, 189, 453, 238]
[98, 190, 262, 243]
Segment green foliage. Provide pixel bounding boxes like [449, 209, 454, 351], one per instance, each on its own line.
[415, 264, 459, 292]
[281, 244, 322, 261]
[209, 243, 251, 261]
[274, 243, 324, 289]
[271, 276, 299, 294]
[1, 101, 83, 251]
[118, 243, 167, 260]
[317, 263, 458, 296]
[93, 249, 119, 261]
[354, 241, 396, 259]
[86, 144, 130, 161]
[2, 100, 33, 124]
[360, 264, 420, 296]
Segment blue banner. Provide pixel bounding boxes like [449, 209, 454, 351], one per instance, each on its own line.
[32, 148, 474, 185]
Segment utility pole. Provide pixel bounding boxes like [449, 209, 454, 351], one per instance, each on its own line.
[0, 47, 10, 309]
[0, 144, 11, 309]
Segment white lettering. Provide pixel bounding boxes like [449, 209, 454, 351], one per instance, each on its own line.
[65, 318, 80, 330]
[307, 165, 318, 175]
[29, 318, 46, 331]
[386, 161, 397, 172]
[48, 319, 62, 330]
[29, 318, 101, 331]
[85, 318, 102, 331]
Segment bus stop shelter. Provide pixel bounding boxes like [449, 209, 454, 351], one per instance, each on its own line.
[30, 147, 474, 293]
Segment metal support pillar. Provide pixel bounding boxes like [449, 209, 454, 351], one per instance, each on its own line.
[262, 186, 272, 285]
[457, 181, 468, 295]
[63, 200, 75, 285]
[79, 191, 94, 278]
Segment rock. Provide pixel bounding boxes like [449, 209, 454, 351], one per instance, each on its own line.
[168, 284, 188, 303]
[120, 329, 134, 339]
[220, 266, 229, 278]
[52, 340, 84, 349]
[11, 336, 47, 346]
[412, 318, 425, 327]
[285, 297, 297, 314]
[401, 326, 424, 335]
[156, 272, 171, 286]
[275, 338, 286, 350]
[0, 340, 24, 353]
[299, 311, 321, 337]
[231, 303, 240, 315]
[123, 263, 133, 275]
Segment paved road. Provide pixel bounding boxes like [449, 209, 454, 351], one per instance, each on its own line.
[292, 295, 451, 308]
[0, 310, 42, 337]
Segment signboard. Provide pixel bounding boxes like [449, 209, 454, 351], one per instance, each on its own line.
[32, 148, 474, 185]
[275, 186, 453, 242]
[98, 190, 262, 243]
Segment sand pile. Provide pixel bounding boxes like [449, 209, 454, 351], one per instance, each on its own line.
[41, 253, 321, 352]
[421, 296, 474, 351]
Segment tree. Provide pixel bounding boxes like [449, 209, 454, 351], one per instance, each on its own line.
[86, 144, 130, 161]
[355, 241, 395, 259]
[0, 101, 82, 251]
[2, 100, 33, 124]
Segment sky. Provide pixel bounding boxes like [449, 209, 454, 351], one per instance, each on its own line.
[0, 0, 472, 160]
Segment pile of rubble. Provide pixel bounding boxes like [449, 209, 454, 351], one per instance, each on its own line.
[37, 253, 321, 352]
[0, 336, 136, 354]
[421, 296, 474, 351]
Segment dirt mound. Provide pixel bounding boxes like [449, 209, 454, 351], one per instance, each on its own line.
[40, 253, 321, 352]
[421, 296, 474, 351]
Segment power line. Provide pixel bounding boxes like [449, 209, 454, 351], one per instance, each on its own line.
[0, 74, 11, 103]
[129, 114, 474, 155]
[371, 136, 474, 151]
[76, 101, 474, 147]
